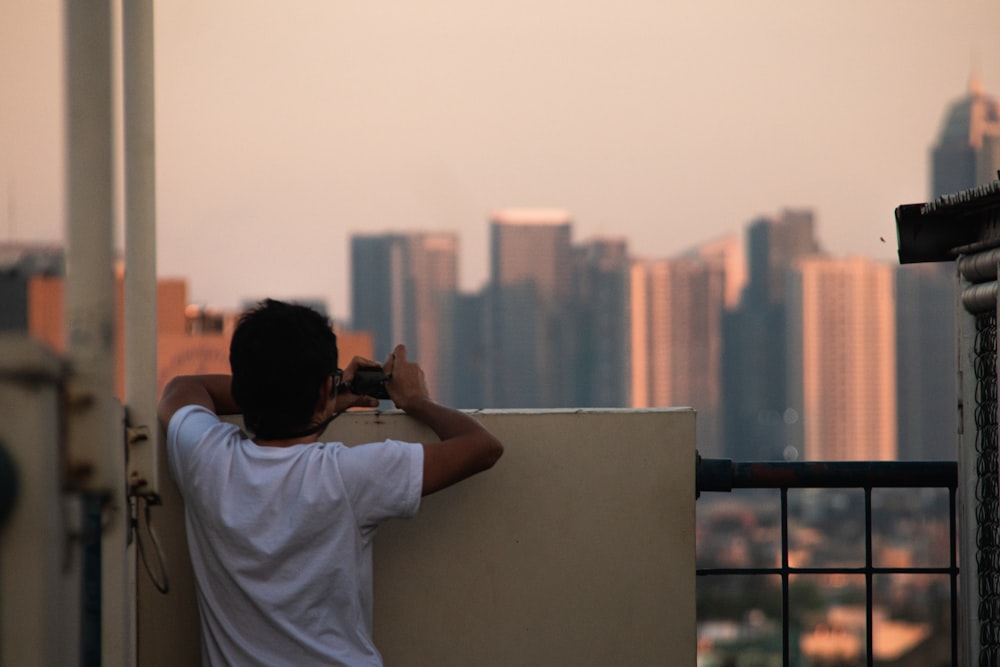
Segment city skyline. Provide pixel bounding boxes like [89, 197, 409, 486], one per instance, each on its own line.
[3, 1, 1000, 320]
[335, 208, 915, 460]
[0, 206, 962, 462]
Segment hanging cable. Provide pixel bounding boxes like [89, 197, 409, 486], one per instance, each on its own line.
[132, 492, 169, 594]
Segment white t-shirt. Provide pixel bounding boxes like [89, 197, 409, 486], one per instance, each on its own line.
[167, 405, 424, 666]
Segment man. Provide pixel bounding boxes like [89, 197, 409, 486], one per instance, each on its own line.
[157, 299, 503, 666]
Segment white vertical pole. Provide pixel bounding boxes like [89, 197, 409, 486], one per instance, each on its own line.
[65, 1, 130, 664]
[123, 0, 159, 495]
[64, 0, 117, 493]
[121, 4, 158, 661]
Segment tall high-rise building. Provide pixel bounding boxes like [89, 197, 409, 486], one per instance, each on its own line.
[350, 232, 458, 403]
[682, 232, 746, 309]
[630, 256, 725, 456]
[896, 263, 957, 459]
[570, 237, 631, 407]
[351, 236, 406, 356]
[722, 210, 822, 460]
[931, 74, 1000, 198]
[486, 209, 573, 408]
[786, 257, 896, 461]
[451, 290, 488, 409]
[890, 77, 995, 460]
[745, 209, 820, 306]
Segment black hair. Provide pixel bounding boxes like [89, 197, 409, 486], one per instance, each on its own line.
[229, 299, 338, 438]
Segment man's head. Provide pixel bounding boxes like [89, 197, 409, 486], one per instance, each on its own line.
[229, 299, 338, 438]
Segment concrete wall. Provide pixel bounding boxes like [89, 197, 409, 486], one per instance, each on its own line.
[137, 408, 696, 666]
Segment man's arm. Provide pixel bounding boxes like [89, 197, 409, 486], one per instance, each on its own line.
[383, 345, 503, 496]
[403, 398, 504, 496]
[157, 375, 240, 431]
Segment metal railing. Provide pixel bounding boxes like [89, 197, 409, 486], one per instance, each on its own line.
[696, 457, 959, 667]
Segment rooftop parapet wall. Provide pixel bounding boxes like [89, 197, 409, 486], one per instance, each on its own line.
[138, 408, 696, 666]
[895, 179, 1000, 264]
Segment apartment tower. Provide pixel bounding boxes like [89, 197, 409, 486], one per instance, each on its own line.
[486, 209, 573, 408]
[630, 256, 725, 456]
[787, 257, 896, 461]
[571, 237, 631, 408]
[350, 232, 458, 403]
[722, 210, 821, 460]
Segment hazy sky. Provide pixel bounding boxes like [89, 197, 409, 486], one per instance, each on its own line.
[3, 0, 999, 320]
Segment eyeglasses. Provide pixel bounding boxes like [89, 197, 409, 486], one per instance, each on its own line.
[332, 369, 343, 391]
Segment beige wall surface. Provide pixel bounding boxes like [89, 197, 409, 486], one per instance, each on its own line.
[138, 409, 696, 666]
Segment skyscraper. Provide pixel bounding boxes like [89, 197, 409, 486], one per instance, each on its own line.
[930, 74, 1000, 198]
[745, 209, 820, 306]
[896, 263, 957, 460]
[786, 257, 896, 461]
[350, 232, 458, 403]
[450, 290, 488, 409]
[891, 76, 996, 460]
[722, 210, 822, 460]
[630, 256, 725, 456]
[351, 236, 406, 357]
[570, 237, 631, 408]
[682, 232, 746, 310]
[486, 209, 573, 408]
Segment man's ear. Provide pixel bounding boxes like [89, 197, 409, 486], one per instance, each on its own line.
[314, 375, 334, 414]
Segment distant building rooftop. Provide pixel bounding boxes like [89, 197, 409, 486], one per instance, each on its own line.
[0, 242, 64, 275]
[490, 208, 572, 225]
[936, 74, 1000, 149]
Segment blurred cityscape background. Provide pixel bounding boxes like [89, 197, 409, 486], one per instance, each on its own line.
[4, 77, 995, 665]
[5, 75, 996, 463]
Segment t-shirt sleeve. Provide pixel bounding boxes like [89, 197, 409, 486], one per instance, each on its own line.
[337, 439, 424, 530]
[166, 405, 226, 489]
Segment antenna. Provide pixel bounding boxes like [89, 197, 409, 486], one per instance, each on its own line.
[5, 177, 13, 239]
[969, 48, 983, 96]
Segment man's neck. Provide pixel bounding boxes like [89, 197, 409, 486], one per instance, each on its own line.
[251, 413, 336, 447]
[253, 435, 317, 448]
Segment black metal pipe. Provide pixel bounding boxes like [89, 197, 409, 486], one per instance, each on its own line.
[780, 487, 790, 667]
[949, 487, 959, 666]
[0, 440, 18, 532]
[864, 487, 874, 667]
[697, 457, 957, 495]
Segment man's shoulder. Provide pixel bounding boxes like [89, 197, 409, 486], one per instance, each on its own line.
[338, 438, 422, 458]
[170, 404, 221, 431]
[333, 439, 423, 483]
[167, 405, 233, 456]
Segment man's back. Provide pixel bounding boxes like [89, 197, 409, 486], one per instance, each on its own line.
[157, 300, 501, 663]
[168, 405, 423, 666]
